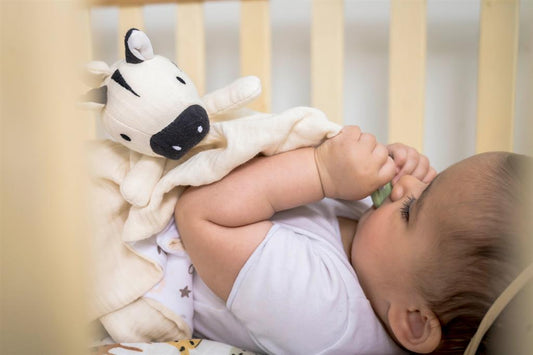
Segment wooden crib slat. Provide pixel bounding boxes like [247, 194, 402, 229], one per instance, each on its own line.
[388, 0, 426, 152]
[311, 0, 344, 124]
[84, 8, 94, 61]
[176, 2, 206, 95]
[118, 5, 144, 57]
[476, 0, 519, 153]
[83, 7, 97, 140]
[91, 0, 209, 5]
[240, 0, 271, 112]
[1, 2, 88, 352]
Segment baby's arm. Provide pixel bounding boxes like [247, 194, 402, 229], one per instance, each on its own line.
[175, 126, 395, 301]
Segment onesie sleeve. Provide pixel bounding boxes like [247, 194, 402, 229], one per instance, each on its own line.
[226, 223, 367, 354]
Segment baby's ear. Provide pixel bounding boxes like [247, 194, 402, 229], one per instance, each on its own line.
[388, 304, 442, 353]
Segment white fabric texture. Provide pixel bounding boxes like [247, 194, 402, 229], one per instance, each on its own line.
[193, 198, 404, 355]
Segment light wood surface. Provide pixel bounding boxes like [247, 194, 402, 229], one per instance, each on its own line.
[90, 0, 221, 5]
[1, 1, 89, 353]
[177, 1, 206, 94]
[388, 0, 426, 152]
[82, 6, 97, 139]
[311, 0, 344, 124]
[240, 0, 271, 112]
[118, 5, 144, 58]
[476, 0, 519, 153]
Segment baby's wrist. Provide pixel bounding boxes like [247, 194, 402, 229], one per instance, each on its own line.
[313, 147, 332, 199]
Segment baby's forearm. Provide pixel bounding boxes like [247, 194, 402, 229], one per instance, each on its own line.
[178, 147, 324, 227]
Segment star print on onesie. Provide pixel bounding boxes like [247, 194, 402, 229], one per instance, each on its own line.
[180, 286, 191, 298]
[130, 217, 195, 333]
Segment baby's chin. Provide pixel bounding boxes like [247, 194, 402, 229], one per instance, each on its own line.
[351, 208, 372, 260]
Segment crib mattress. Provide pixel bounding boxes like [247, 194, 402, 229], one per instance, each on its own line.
[91, 338, 257, 355]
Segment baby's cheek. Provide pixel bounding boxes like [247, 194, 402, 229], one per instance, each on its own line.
[352, 223, 378, 262]
[360, 209, 395, 249]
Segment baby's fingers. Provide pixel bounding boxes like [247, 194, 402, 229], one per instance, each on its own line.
[387, 143, 407, 168]
[372, 143, 390, 165]
[378, 156, 396, 186]
[393, 147, 420, 184]
[411, 154, 430, 181]
[422, 167, 438, 184]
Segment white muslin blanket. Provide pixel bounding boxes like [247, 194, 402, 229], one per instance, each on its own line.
[87, 107, 341, 342]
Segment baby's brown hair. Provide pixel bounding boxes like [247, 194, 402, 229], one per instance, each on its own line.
[413, 152, 532, 354]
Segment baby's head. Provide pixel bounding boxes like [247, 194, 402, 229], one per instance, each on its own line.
[351, 152, 531, 354]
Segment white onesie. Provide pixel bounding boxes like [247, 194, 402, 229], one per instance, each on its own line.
[192, 198, 405, 354]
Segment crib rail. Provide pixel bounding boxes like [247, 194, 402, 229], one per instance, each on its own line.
[476, 0, 519, 153]
[85, 0, 520, 153]
[311, 0, 344, 124]
[388, 0, 426, 151]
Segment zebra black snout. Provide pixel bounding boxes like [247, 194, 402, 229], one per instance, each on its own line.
[150, 105, 209, 160]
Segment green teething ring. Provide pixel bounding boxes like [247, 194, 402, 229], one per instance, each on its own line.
[371, 182, 392, 208]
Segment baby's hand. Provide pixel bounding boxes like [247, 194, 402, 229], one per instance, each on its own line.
[315, 126, 396, 201]
[387, 143, 437, 184]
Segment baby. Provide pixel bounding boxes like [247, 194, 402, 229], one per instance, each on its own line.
[175, 126, 530, 354]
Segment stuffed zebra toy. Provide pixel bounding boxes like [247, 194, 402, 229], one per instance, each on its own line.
[82, 28, 261, 206]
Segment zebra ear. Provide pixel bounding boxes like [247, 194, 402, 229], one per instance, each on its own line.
[82, 61, 111, 88]
[124, 28, 154, 64]
[78, 86, 108, 110]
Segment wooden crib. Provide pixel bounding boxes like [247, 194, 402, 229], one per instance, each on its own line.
[1, 0, 531, 354]
[85, 0, 522, 156]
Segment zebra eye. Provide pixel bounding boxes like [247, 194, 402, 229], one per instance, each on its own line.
[176, 76, 186, 85]
[120, 134, 131, 141]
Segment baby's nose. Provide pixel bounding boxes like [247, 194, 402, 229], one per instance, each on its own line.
[390, 175, 420, 201]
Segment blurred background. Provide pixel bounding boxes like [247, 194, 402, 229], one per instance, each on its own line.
[90, 0, 533, 172]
